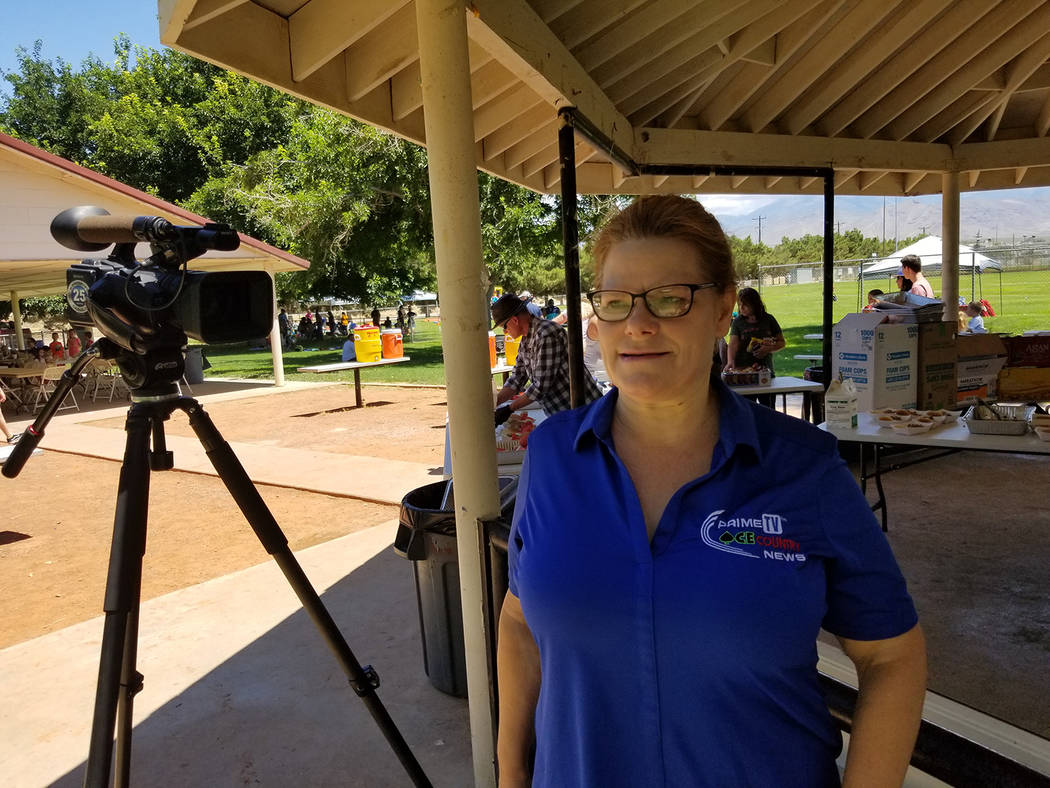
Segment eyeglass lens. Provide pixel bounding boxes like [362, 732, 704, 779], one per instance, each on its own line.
[591, 285, 697, 321]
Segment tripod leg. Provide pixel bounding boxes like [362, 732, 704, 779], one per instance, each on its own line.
[85, 410, 153, 788]
[180, 400, 432, 788]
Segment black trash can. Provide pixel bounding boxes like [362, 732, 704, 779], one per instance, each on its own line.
[396, 477, 518, 697]
[804, 365, 826, 424]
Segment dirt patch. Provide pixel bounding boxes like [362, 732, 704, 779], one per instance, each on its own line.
[86, 385, 450, 465]
[866, 449, 1050, 738]
[1, 451, 398, 648]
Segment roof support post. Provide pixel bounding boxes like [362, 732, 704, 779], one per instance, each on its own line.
[822, 174, 834, 387]
[268, 273, 285, 386]
[941, 172, 961, 321]
[558, 110, 586, 407]
[416, 1, 499, 784]
[11, 292, 23, 350]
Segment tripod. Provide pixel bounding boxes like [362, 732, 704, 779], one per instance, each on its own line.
[3, 352, 432, 788]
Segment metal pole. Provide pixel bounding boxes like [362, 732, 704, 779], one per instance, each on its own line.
[268, 273, 286, 386]
[941, 172, 961, 321]
[12, 291, 24, 350]
[558, 111, 585, 407]
[415, 1, 500, 784]
[822, 174, 834, 387]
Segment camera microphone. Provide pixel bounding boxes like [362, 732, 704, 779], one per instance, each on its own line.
[50, 206, 240, 252]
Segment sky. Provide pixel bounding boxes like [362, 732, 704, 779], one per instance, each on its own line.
[1, 0, 161, 79]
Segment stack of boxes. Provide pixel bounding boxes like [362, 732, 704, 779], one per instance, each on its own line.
[915, 322, 957, 410]
[831, 313, 918, 411]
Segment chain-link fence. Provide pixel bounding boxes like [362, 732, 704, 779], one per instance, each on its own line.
[756, 245, 1050, 317]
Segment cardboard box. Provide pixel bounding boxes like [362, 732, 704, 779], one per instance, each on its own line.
[1005, 335, 1050, 367]
[997, 367, 1050, 401]
[832, 313, 918, 411]
[916, 322, 957, 410]
[956, 333, 1007, 405]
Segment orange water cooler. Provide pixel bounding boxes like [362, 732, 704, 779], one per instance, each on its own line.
[381, 329, 403, 359]
[488, 331, 497, 368]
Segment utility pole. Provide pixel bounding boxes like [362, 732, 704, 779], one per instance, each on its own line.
[881, 196, 886, 253]
[920, 225, 928, 236]
[754, 215, 766, 245]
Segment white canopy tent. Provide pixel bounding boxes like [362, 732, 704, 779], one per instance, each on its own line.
[862, 235, 1004, 306]
[864, 236, 1003, 275]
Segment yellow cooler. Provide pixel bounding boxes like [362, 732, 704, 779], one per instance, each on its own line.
[504, 335, 521, 366]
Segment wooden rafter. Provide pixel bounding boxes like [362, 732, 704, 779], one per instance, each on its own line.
[289, 0, 409, 83]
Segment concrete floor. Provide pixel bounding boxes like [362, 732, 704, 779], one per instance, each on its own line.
[1, 379, 473, 787]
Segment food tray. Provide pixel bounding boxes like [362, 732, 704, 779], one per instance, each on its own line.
[722, 368, 772, 386]
[963, 406, 1030, 435]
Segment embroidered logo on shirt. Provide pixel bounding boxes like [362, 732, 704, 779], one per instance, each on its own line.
[700, 509, 806, 562]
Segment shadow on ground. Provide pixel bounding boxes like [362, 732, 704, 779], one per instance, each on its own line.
[52, 548, 470, 787]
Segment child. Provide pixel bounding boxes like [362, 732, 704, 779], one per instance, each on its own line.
[964, 302, 986, 333]
[864, 289, 884, 311]
[49, 332, 65, 360]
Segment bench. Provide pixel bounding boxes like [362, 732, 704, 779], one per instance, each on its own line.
[296, 356, 411, 407]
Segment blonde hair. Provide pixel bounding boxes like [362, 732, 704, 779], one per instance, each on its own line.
[590, 195, 736, 290]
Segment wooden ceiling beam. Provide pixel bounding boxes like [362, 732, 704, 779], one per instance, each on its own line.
[549, 0, 651, 52]
[345, 4, 418, 101]
[289, 0, 408, 83]
[182, 0, 248, 32]
[581, 0, 746, 79]
[636, 127, 952, 171]
[482, 105, 553, 162]
[468, 0, 634, 156]
[532, 0, 588, 24]
[955, 136, 1050, 170]
[820, 0, 998, 137]
[661, 0, 827, 129]
[614, 48, 725, 114]
[917, 92, 999, 144]
[859, 170, 891, 192]
[985, 101, 1009, 142]
[743, 0, 904, 134]
[904, 172, 927, 193]
[882, 5, 1050, 141]
[698, 0, 845, 132]
[945, 33, 1050, 145]
[852, 0, 1045, 139]
[1036, 92, 1050, 137]
[390, 40, 495, 120]
[781, 0, 953, 136]
[474, 88, 544, 142]
[1017, 62, 1050, 92]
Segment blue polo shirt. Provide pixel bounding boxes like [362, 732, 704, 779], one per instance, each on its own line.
[508, 381, 917, 787]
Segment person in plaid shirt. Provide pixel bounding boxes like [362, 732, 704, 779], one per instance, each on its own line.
[492, 293, 601, 423]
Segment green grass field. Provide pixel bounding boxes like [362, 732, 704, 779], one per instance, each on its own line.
[204, 271, 1050, 384]
[764, 270, 1050, 377]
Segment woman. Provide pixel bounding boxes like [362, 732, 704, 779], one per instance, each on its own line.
[725, 286, 785, 374]
[497, 195, 925, 787]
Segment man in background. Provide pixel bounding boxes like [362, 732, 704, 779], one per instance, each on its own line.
[491, 293, 601, 424]
[901, 255, 935, 298]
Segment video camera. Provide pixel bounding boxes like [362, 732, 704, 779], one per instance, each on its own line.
[55, 206, 274, 353]
[50, 205, 274, 390]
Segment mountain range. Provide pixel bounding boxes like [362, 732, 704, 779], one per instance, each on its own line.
[708, 187, 1050, 247]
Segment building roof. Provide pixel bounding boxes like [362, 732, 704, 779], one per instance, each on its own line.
[159, 0, 1050, 197]
[0, 132, 309, 297]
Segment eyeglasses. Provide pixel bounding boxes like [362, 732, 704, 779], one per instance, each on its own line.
[587, 283, 718, 322]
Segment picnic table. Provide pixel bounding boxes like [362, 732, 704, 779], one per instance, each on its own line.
[296, 356, 411, 407]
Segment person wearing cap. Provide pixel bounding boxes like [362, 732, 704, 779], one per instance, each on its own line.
[900, 254, 935, 298]
[491, 293, 601, 424]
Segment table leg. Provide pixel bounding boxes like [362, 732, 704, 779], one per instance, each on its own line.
[353, 370, 363, 407]
[873, 443, 888, 532]
[802, 393, 811, 422]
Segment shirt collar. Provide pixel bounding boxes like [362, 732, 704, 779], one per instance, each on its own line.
[573, 375, 764, 463]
